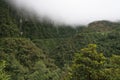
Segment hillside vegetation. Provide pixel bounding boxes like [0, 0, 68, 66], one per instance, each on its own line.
[0, 0, 120, 80]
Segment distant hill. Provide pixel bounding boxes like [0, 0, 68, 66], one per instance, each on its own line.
[88, 20, 119, 32]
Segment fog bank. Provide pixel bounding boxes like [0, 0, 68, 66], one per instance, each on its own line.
[8, 0, 120, 25]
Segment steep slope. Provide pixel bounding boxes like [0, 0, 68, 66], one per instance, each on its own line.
[0, 0, 20, 38]
[0, 38, 61, 80]
[0, 1, 62, 79]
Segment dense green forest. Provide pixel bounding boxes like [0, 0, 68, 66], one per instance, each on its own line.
[0, 0, 120, 80]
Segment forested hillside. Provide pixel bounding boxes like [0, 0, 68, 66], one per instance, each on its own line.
[0, 0, 120, 80]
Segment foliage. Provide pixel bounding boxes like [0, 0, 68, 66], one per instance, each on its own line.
[0, 23, 20, 38]
[0, 60, 10, 80]
[68, 44, 120, 80]
[0, 38, 61, 80]
[0, 0, 20, 38]
[0, 0, 120, 80]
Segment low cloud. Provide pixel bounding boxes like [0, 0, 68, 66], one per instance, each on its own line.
[8, 0, 120, 25]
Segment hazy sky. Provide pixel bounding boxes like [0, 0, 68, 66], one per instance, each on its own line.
[9, 0, 120, 25]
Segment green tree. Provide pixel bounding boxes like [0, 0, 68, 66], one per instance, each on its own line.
[29, 61, 61, 80]
[0, 60, 10, 80]
[106, 55, 120, 80]
[69, 44, 112, 80]
[0, 23, 20, 38]
[66, 44, 120, 80]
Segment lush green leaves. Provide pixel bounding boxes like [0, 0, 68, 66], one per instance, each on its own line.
[0, 60, 10, 80]
[68, 44, 120, 80]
